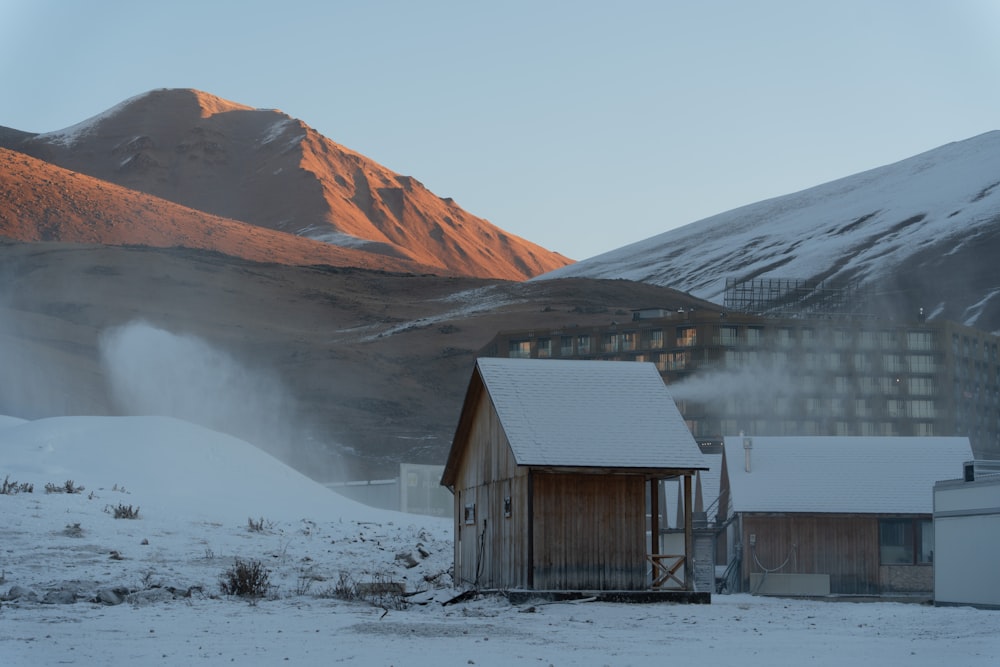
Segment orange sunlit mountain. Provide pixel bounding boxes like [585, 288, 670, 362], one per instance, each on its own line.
[0, 148, 442, 274]
[2, 88, 571, 280]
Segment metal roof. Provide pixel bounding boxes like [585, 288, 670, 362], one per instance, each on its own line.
[474, 357, 706, 470]
[723, 435, 972, 514]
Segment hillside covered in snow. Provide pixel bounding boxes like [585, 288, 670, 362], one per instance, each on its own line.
[539, 131, 1000, 332]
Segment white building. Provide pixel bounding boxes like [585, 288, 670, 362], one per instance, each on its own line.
[933, 461, 1000, 609]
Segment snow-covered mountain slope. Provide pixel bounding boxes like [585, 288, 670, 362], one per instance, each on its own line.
[538, 131, 1000, 330]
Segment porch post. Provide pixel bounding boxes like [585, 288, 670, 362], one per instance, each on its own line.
[649, 478, 659, 559]
[683, 473, 693, 591]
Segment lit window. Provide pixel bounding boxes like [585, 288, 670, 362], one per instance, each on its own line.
[649, 329, 664, 349]
[677, 327, 697, 347]
[509, 340, 530, 358]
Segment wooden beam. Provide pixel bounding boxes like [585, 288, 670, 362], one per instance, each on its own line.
[684, 474, 693, 591]
[650, 478, 659, 560]
[527, 470, 534, 589]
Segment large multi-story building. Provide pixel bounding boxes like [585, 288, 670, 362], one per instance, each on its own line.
[480, 307, 1000, 460]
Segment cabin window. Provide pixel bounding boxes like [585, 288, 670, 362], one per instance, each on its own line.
[577, 334, 591, 354]
[537, 338, 551, 358]
[464, 504, 476, 525]
[880, 519, 933, 564]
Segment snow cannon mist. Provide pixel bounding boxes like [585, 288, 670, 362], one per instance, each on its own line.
[98, 320, 300, 462]
[665, 361, 805, 417]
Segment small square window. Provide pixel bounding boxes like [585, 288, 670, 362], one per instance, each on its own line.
[464, 504, 476, 525]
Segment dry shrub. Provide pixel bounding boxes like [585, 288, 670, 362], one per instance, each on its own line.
[219, 558, 271, 599]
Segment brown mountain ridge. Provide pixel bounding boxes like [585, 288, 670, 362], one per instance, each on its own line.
[2, 88, 571, 280]
[0, 147, 444, 274]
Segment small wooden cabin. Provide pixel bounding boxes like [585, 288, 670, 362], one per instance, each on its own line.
[441, 358, 707, 593]
[718, 435, 972, 596]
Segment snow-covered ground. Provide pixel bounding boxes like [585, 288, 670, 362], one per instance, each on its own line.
[1, 415, 997, 666]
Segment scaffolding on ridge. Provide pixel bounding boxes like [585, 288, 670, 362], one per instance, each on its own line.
[723, 277, 874, 319]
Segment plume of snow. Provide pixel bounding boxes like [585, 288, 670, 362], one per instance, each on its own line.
[98, 320, 299, 462]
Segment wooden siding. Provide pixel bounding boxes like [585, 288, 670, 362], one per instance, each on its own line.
[451, 389, 530, 588]
[532, 473, 647, 590]
[740, 514, 879, 595]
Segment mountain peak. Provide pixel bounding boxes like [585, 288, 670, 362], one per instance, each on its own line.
[5, 90, 571, 280]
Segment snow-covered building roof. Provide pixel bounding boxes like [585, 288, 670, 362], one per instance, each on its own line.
[723, 435, 972, 515]
[469, 357, 706, 470]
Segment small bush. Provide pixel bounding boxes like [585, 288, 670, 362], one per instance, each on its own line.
[112, 503, 140, 519]
[317, 571, 357, 600]
[247, 516, 271, 533]
[324, 570, 405, 609]
[219, 558, 271, 599]
[357, 571, 406, 610]
[1, 475, 33, 495]
[45, 480, 84, 494]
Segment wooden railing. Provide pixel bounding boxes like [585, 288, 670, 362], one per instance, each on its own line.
[647, 553, 686, 589]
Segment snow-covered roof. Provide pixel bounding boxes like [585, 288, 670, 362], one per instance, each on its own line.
[723, 435, 971, 514]
[474, 357, 706, 470]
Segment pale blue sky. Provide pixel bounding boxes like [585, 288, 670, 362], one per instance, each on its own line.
[2, 1, 999, 260]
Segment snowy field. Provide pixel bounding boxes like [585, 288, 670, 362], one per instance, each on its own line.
[1, 415, 997, 666]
